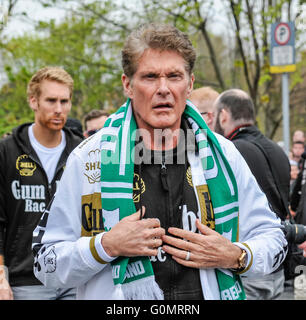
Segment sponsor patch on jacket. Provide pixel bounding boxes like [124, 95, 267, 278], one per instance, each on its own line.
[196, 185, 215, 230]
[84, 149, 101, 184]
[81, 192, 103, 236]
[16, 154, 36, 176]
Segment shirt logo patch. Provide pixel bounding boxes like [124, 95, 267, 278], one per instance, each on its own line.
[16, 154, 36, 176]
[133, 173, 145, 203]
[84, 149, 101, 184]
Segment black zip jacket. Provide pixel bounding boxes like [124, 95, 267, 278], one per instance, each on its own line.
[227, 125, 290, 221]
[133, 120, 203, 300]
[0, 123, 83, 286]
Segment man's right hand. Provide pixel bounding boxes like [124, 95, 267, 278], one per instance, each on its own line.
[298, 241, 306, 258]
[0, 267, 13, 300]
[102, 207, 165, 258]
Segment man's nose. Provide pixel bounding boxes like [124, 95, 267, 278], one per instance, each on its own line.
[156, 77, 170, 96]
[54, 100, 63, 114]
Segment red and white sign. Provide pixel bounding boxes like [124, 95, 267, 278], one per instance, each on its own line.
[274, 23, 291, 45]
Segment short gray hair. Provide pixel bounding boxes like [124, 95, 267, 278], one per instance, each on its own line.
[215, 89, 255, 123]
[122, 23, 196, 78]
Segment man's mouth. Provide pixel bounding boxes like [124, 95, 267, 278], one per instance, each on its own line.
[51, 119, 63, 124]
[153, 103, 173, 109]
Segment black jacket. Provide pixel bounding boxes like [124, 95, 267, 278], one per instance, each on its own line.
[0, 123, 83, 286]
[131, 119, 204, 299]
[134, 151, 203, 300]
[227, 125, 290, 221]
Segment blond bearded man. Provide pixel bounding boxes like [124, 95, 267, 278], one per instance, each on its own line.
[0, 67, 83, 300]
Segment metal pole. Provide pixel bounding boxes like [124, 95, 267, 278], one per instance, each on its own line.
[282, 72, 290, 156]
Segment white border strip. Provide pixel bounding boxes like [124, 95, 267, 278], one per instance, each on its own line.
[101, 182, 133, 189]
[215, 211, 238, 224]
[214, 202, 239, 214]
[119, 103, 132, 176]
[101, 192, 133, 199]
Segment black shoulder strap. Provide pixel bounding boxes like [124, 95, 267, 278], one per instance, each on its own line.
[249, 139, 291, 221]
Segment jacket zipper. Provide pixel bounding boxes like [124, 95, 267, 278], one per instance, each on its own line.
[160, 155, 176, 299]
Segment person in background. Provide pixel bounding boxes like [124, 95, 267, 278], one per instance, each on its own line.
[290, 141, 305, 170]
[289, 159, 299, 218]
[290, 150, 306, 291]
[0, 66, 83, 300]
[189, 86, 219, 130]
[291, 151, 306, 226]
[83, 109, 109, 138]
[290, 160, 299, 192]
[212, 88, 290, 300]
[292, 130, 305, 144]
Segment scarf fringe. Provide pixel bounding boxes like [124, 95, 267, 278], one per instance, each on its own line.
[121, 276, 164, 300]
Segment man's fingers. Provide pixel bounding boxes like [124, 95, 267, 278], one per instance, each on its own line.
[149, 237, 163, 248]
[167, 220, 215, 242]
[166, 226, 201, 244]
[152, 227, 165, 238]
[172, 255, 198, 268]
[162, 245, 199, 268]
[196, 219, 216, 235]
[123, 208, 161, 228]
[124, 206, 146, 221]
[162, 234, 193, 251]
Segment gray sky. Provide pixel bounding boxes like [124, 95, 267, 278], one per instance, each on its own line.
[1, 0, 73, 37]
[1, 0, 231, 38]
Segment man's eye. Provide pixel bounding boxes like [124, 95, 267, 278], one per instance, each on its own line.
[145, 74, 157, 79]
[168, 73, 180, 79]
[47, 99, 56, 103]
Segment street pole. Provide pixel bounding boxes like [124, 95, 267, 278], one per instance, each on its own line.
[282, 72, 290, 156]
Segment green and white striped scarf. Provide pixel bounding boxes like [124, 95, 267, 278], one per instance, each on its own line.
[100, 98, 245, 300]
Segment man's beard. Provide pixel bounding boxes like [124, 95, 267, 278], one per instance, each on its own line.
[214, 113, 225, 136]
[37, 102, 65, 131]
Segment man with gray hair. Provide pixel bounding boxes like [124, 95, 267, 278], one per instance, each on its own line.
[213, 88, 291, 299]
[32, 25, 287, 300]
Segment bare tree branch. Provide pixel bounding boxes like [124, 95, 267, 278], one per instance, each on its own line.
[194, 0, 226, 90]
[78, 3, 131, 33]
[245, 0, 261, 107]
[0, 0, 19, 32]
[229, 0, 254, 97]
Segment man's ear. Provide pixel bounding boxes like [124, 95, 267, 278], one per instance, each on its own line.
[219, 108, 231, 129]
[186, 74, 195, 97]
[121, 74, 133, 98]
[29, 96, 38, 112]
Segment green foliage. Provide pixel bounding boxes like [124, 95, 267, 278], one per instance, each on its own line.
[1, 9, 126, 134]
[0, 0, 305, 139]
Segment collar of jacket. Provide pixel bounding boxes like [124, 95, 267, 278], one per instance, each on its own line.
[226, 124, 253, 141]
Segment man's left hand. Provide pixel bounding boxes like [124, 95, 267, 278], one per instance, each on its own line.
[162, 219, 242, 269]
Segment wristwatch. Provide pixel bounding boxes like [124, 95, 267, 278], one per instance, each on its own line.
[237, 249, 247, 270]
